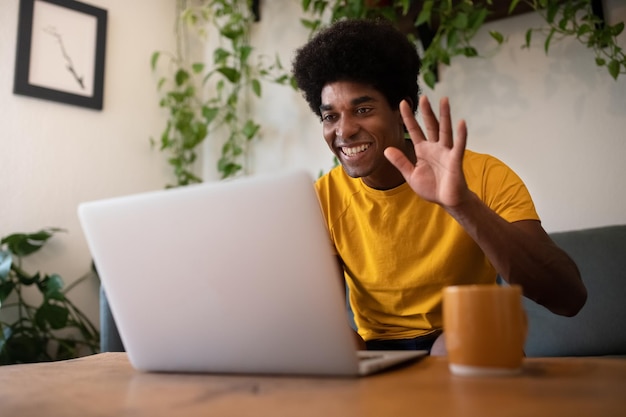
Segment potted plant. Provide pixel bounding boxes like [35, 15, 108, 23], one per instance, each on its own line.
[0, 229, 99, 364]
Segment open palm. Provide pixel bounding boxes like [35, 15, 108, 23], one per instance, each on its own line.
[384, 96, 471, 210]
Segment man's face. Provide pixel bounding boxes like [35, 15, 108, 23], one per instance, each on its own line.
[320, 81, 406, 189]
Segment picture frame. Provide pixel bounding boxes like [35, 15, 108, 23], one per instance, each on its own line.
[13, 0, 108, 110]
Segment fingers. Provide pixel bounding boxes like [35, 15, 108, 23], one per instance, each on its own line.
[420, 96, 455, 147]
[384, 146, 414, 180]
[399, 100, 426, 146]
[453, 119, 468, 159]
[402, 96, 467, 152]
[419, 96, 439, 143]
[438, 97, 453, 148]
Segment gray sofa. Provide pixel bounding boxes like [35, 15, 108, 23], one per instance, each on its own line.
[522, 224, 626, 356]
[99, 285, 124, 352]
[99, 224, 626, 356]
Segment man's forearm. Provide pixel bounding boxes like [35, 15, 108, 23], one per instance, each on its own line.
[445, 192, 587, 317]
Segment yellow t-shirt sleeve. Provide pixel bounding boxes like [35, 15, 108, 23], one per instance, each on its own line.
[464, 151, 540, 223]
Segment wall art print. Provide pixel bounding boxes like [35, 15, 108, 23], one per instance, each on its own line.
[13, 0, 107, 110]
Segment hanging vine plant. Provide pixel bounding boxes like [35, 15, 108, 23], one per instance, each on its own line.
[300, 0, 625, 89]
[518, 0, 624, 80]
[151, 0, 622, 186]
[151, 0, 293, 186]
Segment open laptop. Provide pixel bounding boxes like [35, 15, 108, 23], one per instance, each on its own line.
[78, 170, 427, 377]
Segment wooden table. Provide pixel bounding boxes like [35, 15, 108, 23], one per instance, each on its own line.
[1, 353, 624, 416]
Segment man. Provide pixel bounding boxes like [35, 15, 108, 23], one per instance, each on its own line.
[291, 19, 587, 354]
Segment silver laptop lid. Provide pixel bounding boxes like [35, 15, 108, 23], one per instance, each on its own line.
[79, 170, 362, 376]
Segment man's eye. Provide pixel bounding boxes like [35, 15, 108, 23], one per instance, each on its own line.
[356, 107, 371, 115]
[322, 114, 337, 122]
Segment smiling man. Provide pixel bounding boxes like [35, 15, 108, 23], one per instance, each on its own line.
[291, 19, 587, 354]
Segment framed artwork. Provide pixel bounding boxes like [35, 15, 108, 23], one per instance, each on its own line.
[13, 0, 108, 110]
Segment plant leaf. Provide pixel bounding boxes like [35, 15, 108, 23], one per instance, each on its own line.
[217, 67, 241, 83]
[239, 45, 253, 63]
[16, 270, 41, 286]
[300, 18, 319, 31]
[546, 2, 558, 23]
[37, 303, 69, 330]
[463, 47, 478, 57]
[608, 59, 620, 79]
[423, 70, 437, 89]
[191, 62, 205, 73]
[202, 106, 219, 124]
[577, 24, 592, 37]
[41, 274, 65, 299]
[468, 8, 488, 31]
[524, 29, 533, 48]
[489, 31, 504, 44]
[2, 229, 62, 257]
[452, 12, 468, 29]
[242, 120, 260, 140]
[252, 79, 262, 97]
[544, 28, 556, 54]
[150, 51, 160, 71]
[213, 48, 230, 64]
[0, 281, 15, 303]
[2, 333, 46, 364]
[175, 69, 190, 87]
[447, 29, 459, 50]
[415, 0, 433, 27]
[508, 0, 521, 14]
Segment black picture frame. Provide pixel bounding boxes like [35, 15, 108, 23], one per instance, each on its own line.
[13, 0, 108, 110]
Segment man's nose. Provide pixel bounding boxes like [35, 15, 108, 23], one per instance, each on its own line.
[336, 115, 359, 139]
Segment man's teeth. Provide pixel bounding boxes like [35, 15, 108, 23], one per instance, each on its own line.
[342, 144, 370, 156]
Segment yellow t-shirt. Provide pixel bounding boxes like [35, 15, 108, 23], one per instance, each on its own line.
[315, 150, 540, 341]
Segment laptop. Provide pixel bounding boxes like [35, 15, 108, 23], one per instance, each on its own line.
[78, 169, 427, 377]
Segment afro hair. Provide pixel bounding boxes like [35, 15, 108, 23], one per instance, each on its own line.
[292, 18, 421, 118]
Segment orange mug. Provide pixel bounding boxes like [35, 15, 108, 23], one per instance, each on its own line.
[443, 284, 527, 376]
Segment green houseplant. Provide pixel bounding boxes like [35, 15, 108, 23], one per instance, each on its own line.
[0, 229, 99, 364]
[300, 0, 625, 89]
[152, 0, 623, 184]
[151, 0, 294, 186]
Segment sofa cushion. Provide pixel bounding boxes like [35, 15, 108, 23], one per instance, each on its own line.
[523, 225, 626, 357]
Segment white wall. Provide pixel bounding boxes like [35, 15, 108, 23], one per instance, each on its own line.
[426, 2, 626, 233]
[1, 0, 625, 333]
[246, 0, 626, 233]
[0, 0, 176, 327]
